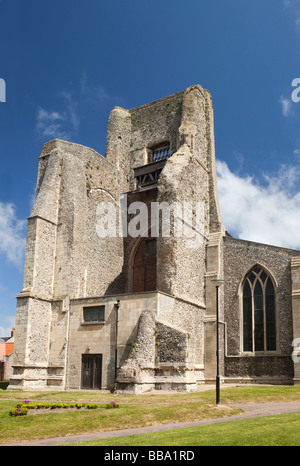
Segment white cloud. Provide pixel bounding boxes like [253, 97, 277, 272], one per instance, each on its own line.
[36, 107, 69, 140]
[36, 90, 80, 141]
[80, 70, 124, 108]
[36, 75, 122, 142]
[216, 160, 300, 249]
[60, 90, 80, 131]
[0, 315, 15, 338]
[283, 0, 298, 7]
[283, 0, 300, 31]
[279, 95, 293, 117]
[0, 283, 7, 293]
[80, 70, 110, 103]
[0, 202, 26, 269]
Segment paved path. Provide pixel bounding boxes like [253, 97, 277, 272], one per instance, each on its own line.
[3, 402, 300, 446]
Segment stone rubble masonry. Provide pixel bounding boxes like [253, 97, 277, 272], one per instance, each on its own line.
[223, 237, 300, 385]
[9, 85, 300, 391]
[291, 257, 300, 384]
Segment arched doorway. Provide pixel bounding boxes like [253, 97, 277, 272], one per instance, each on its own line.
[133, 238, 157, 292]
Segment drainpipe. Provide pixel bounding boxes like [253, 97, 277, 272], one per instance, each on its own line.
[63, 298, 70, 390]
[114, 300, 120, 382]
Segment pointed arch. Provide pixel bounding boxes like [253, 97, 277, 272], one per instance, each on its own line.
[239, 263, 278, 291]
[241, 264, 277, 353]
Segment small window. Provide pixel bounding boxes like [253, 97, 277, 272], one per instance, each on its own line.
[83, 306, 105, 323]
[152, 146, 170, 162]
[146, 238, 156, 256]
[148, 142, 171, 163]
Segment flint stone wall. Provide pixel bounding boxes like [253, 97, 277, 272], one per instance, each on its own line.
[223, 236, 300, 382]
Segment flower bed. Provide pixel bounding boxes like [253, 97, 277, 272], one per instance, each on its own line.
[9, 400, 119, 416]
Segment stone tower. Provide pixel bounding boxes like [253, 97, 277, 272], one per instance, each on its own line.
[9, 85, 226, 392]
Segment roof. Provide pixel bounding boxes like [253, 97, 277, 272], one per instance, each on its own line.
[0, 337, 10, 343]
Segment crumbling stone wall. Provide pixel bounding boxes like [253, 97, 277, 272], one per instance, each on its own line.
[12, 84, 299, 392]
[11, 85, 224, 391]
[155, 321, 188, 364]
[116, 310, 156, 392]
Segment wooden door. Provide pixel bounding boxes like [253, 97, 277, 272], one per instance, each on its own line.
[81, 354, 102, 389]
[133, 238, 157, 292]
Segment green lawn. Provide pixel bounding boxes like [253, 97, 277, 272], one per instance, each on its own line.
[0, 385, 299, 445]
[1, 384, 300, 404]
[66, 412, 300, 446]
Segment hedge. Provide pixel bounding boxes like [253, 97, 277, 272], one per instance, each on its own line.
[0, 381, 9, 390]
[8, 401, 119, 416]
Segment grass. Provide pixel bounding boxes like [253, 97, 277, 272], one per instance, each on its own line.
[1, 384, 300, 404]
[0, 400, 241, 444]
[67, 412, 300, 446]
[0, 385, 299, 445]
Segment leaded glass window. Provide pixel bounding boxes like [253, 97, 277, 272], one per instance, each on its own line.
[242, 266, 276, 352]
[83, 306, 105, 323]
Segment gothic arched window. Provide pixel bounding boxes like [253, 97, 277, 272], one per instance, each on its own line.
[242, 266, 276, 352]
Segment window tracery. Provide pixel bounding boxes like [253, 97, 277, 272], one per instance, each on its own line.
[242, 266, 276, 352]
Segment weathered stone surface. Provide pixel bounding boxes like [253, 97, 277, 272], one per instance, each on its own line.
[9, 86, 300, 392]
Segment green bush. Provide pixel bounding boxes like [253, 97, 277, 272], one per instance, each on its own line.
[8, 400, 114, 416]
[9, 406, 28, 417]
[106, 401, 119, 409]
[0, 381, 9, 390]
[86, 403, 99, 409]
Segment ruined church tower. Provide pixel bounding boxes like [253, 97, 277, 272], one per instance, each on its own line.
[9, 85, 226, 392]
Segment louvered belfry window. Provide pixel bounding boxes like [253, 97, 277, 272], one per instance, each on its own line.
[134, 143, 171, 189]
[151, 144, 171, 163]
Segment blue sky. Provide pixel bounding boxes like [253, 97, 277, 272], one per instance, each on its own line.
[1, 0, 300, 335]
